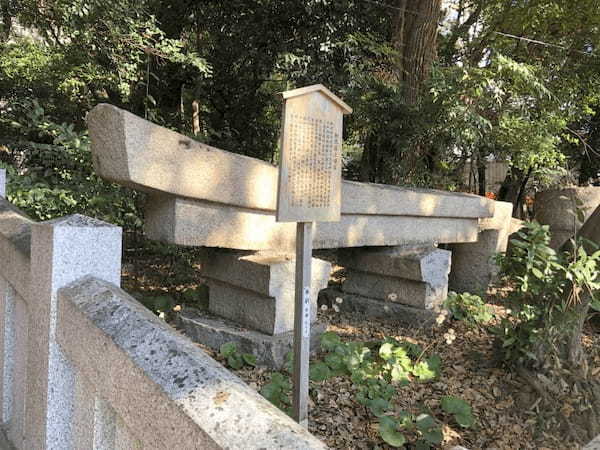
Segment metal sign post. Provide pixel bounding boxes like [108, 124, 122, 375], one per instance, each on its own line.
[275, 84, 352, 427]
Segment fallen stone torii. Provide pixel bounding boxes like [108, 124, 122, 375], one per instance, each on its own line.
[87, 104, 511, 367]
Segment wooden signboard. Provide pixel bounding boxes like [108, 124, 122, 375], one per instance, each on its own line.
[276, 85, 352, 223]
[275, 85, 351, 428]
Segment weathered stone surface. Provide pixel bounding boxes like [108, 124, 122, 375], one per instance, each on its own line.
[338, 245, 451, 285]
[58, 277, 325, 448]
[88, 104, 494, 219]
[202, 251, 330, 335]
[0, 200, 32, 300]
[146, 195, 480, 251]
[26, 215, 122, 450]
[449, 201, 513, 294]
[535, 187, 600, 248]
[584, 434, 600, 449]
[177, 308, 326, 369]
[333, 290, 441, 325]
[342, 271, 447, 309]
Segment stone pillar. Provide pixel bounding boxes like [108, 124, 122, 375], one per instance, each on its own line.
[0, 169, 5, 198]
[177, 250, 331, 368]
[448, 201, 513, 294]
[535, 187, 600, 249]
[25, 215, 121, 450]
[337, 245, 451, 324]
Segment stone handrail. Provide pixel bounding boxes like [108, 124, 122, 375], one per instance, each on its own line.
[0, 169, 325, 449]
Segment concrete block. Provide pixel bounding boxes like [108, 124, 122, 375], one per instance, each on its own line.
[26, 214, 122, 450]
[449, 201, 513, 294]
[203, 251, 331, 335]
[0, 169, 5, 199]
[342, 270, 447, 309]
[146, 195, 480, 251]
[177, 308, 326, 369]
[57, 277, 326, 449]
[88, 104, 494, 219]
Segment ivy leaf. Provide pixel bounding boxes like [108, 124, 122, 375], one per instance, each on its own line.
[379, 342, 395, 360]
[320, 331, 341, 351]
[441, 396, 475, 428]
[391, 365, 410, 385]
[415, 413, 436, 431]
[242, 353, 257, 366]
[309, 362, 331, 382]
[219, 342, 236, 358]
[368, 397, 391, 417]
[590, 298, 600, 312]
[227, 354, 243, 370]
[379, 417, 406, 447]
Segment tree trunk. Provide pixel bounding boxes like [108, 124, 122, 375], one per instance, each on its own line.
[392, 0, 442, 105]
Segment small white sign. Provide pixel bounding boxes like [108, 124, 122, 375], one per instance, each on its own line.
[302, 287, 311, 338]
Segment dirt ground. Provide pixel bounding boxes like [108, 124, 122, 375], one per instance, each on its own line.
[122, 244, 600, 450]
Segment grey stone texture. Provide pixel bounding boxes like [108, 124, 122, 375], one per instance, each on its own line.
[57, 277, 325, 449]
[584, 434, 600, 450]
[337, 246, 450, 323]
[88, 104, 493, 219]
[25, 214, 122, 450]
[332, 290, 441, 326]
[535, 187, 600, 249]
[177, 308, 327, 369]
[0, 170, 5, 199]
[0, 200, 32, 300]
[202, 250, 331, 335]
[449, 201, 514, 294]
[146, 194, 481, 251]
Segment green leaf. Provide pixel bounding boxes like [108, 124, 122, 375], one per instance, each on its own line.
[441, 396, 475, 428]
[368, 397, 390, 417]
[379, 342, 395, 360]
[414, 439, 431, 450]
[227, 354, 243, 370]
[391, 365, 410, 384]
[379, 417, 406, 447]
[309, 362, 331, 382]
[219, 342, 236, 358]
[415, 413, 436, 432]
[320, 331, 341, 351]
[242, 353, 257, 366]
[590, 298, 600, 312]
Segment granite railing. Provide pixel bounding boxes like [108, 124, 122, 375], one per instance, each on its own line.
[0, 168, 325, 449]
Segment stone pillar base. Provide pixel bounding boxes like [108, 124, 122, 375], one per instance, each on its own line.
[176, 308, 326, 369]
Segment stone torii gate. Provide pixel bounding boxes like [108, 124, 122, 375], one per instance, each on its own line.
[87, 104, 513, 367]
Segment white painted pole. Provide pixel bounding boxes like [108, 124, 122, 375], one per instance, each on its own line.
[292, 222, 312, 427]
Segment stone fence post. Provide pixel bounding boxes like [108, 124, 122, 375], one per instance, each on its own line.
[0, 169, 5, 198]
[25, 215, 121, 449]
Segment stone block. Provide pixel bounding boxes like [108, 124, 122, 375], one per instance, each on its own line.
[449, 201, 513, 294]
[57, 277, 325, 448]
[336, 291, 441, 326]
[177, 308, 326, 369]
[145, 195, 480, 251]
[25, 215, 122, 450]
[342, 271, 447, 309]
[0, 200, 32, 299]
[584, 434, 600, 450]
[202, 251, 331, 335]
[88, 104, 494, 219]
[535, 187, 600, 249]
[338, 245, 451, 285]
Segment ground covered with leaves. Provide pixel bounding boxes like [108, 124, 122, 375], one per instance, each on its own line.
[122, 244, 600, 450]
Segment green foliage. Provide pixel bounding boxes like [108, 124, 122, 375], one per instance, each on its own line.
[260, 372, 291, 413]
[445, 292, 494, 326]
[1, 100, 143, 230]
[493, 221, 600, 364]
[441, 396, 475, 428]
[218, 342, 256, 370]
